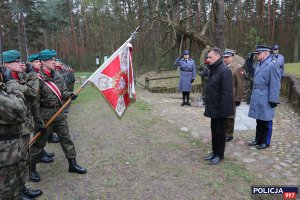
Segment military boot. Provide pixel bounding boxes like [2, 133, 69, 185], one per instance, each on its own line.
[68, 158, 87, 174]
[29, 163, 41, 182]
[48, 132, 60, 143]
[20, 194, 32, 200]
[22, 187, 43, 198]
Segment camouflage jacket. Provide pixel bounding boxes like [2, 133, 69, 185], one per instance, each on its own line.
[32, 70, 73, 125]
[0, 80, 27, 167]
[16, 71, 39, 136]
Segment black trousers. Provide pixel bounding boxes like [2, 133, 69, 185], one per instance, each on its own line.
[211, 118, 226, 158]
[182, 91, 190, 102]
[255, 119, 269, 145]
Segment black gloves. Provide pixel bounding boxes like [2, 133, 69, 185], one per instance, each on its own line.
[269, 102, 278, 108]
[191, 79, 195, 83]
[71, 93, 78, 100]
[235, 101, 241, 106]
[36, 121, 47, 133]
[0, 67, 14, 82]
[25, 63, 34, 73]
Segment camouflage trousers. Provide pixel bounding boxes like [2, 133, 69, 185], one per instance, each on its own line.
[225, 118, 235, 137]
[0, 163, 21, 200]
[201, 78, 207, 102]
[244, 78, 253, 104]
[18, 135, 29, 189]
[30, 115, 76, 164]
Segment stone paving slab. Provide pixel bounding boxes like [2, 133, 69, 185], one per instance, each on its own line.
[139, 91, 300, 185]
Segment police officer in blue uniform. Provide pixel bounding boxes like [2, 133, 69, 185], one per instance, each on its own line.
[248, 45, 281, 149]
[266, 44, 285, 147]
[174, 50, 196, 106]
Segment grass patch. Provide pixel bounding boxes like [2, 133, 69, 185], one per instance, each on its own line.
[75, 72, 93, 77]
[223, 162, 255, 183]
[73, 83, 102, 104]
[132, 100, 152, 111]
[285, 63, 300, 78]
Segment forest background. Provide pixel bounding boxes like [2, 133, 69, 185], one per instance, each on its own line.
[0, 0, 299, 72]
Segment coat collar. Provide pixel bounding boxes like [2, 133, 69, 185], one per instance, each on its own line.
[254, 55, 272, 76]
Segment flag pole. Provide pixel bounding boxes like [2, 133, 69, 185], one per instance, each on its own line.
[29, 27, 141, 147]
[29, 79, 90, 147]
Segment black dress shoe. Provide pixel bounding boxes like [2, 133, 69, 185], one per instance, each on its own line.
[203, 153, 215, 160]
[20, 194, 32, 200]
[48, 133, 60, 143]
[40, 154, 54, 163]
[209, 156, 224, 165]
[29, 171, 41, 182]
[181, 102, 185, 106]
[43, 150, 54, 157]
[248, 140, 258, 146]
[68, 158, 87, 174]
[226, 136, 233, 142]
[23, 187, 43, 198]
[256, 144, 267, 149]
[186, 102, 191, 106]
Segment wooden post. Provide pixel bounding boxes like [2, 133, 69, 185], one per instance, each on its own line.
[145, 77, 149, 89]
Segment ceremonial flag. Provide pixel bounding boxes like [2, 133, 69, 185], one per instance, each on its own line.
[89, 42, 136, 118]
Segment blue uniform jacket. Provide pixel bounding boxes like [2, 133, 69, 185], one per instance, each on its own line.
[272, 54, 285, 77]
[174, 57, 196, 92]
[248, 55, 281, 121]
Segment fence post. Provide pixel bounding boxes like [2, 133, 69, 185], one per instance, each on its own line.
[145, 77, 150, 89]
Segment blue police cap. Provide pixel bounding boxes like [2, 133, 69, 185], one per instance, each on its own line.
[28, 54, 39, 62]
[38, 49, 57, 61]
[223, 48, 236, 57]
[182, 50, 190, 55]
[272, 45, 279, 50]
[2, 50, 21, 63]
[254, 45, 270, 54]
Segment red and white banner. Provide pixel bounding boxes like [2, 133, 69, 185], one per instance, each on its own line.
[89, 43, 136, 118]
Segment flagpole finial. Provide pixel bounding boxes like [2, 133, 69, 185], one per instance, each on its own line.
[129, 26, 141, 42]
[135, 26, 141, 32]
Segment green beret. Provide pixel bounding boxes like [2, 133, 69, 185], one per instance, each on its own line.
[28, 54, 39, 62]
[2, 50, 21, 63]
[38, 49, 57, 61]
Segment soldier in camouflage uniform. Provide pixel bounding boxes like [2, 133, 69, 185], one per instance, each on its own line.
[0, 66, 26, 200]
[243, 52, 256, 104]
[28, 53, 57, 162]
[198, 53, 210, 106]
[55, 60, 75, 114]
[3, 50, 43, 199]
[29, 49, 86, 182]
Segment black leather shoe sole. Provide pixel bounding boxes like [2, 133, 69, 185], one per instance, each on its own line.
[43, 151, 54, 157]
[40, 156, 54, 163]
[226, 137, 233, 142]
[203, 154, 215, 160]
[23, 188, 43, 198]
[69, 168, 87, 174]
[29, 174, 41, 182]
[256, 144, 267, 149]
[209, 157, 224, 165]
[248, 141, 258, 146]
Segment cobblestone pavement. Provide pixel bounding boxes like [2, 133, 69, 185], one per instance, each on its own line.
[139, 90, 300, 185]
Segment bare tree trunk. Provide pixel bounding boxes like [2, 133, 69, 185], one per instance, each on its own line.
[294, 30, 299, 62]
[267, 0, 271, 43]
[214, 0, 225, 50]
[270, 0, 276, 44]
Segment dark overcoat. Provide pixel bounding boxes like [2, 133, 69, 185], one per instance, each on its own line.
[204, 59, 234, 118]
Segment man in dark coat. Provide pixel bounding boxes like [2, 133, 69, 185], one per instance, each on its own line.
[203, 48, 234, 165]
